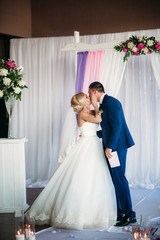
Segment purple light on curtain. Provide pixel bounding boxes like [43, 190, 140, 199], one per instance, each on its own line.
[76, 51, 88, 93]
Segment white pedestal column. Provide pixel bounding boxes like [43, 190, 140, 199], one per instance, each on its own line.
[0, 138, 29, 214]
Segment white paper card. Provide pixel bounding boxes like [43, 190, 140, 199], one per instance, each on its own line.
[108, 151, 120, 168]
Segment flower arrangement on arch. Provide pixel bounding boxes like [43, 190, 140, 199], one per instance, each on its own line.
[0, 59, 27, 101]
[114, 35, 160, 62]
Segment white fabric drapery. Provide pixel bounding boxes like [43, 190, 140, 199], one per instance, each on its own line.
[118, 54, 160, 188]
[10, 37, 75, 187]
[100, 49, 126, 97]
[10, 28, 160, 188]
[150, 53, 160, 89]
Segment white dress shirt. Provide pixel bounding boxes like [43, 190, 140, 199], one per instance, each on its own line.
[99, 93, 105, 104]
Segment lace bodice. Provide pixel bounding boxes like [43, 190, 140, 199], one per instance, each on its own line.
[79, 122, 98, 137]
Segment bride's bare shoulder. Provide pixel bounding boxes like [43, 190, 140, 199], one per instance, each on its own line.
[79, 109, 88, 116]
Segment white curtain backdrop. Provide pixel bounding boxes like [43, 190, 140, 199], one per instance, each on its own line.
[100, 49, 126, 97]
[10, 28, 160, 188]
[10, 37, 75, 187]
[118, 54, 160, 188]
[150, 53, 160, 89]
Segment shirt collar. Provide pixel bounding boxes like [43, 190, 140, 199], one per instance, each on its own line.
[99, 94, 105, 104]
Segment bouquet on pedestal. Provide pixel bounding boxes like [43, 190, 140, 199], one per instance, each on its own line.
[0, 59, 27, 101]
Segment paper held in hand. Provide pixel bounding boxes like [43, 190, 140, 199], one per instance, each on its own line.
[108, 151, 120, 168]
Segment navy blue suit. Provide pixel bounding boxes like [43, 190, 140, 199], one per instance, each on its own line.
[97, 94, 136, 219]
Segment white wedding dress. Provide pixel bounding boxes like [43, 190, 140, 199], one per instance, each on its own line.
[26, 122, 117, 230]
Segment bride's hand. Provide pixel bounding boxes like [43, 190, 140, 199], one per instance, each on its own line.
[91, 94, 100, 116]
[91, 94, 97, 107]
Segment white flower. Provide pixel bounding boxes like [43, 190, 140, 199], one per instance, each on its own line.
[18, 80, 25, 86]
[3, 77, 11, 86]
[0, 90, 4, 98]
[142, 47, 148, 54]
[147, 40, 154, 46]
[127, 41, 134, 49]
[138, 36, 143, 41]
[17, 66, 24, 72]
[132, 47, 138, 52]
[14, 87, 21, 94]
[0, 68, 8, 76]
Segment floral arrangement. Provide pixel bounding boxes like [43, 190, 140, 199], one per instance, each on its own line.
[114, 35, 160, 62]
[99, 109, 104, 114]
[0, 59, 27, 101]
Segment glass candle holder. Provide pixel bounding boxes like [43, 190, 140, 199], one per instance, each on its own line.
[132, 225, 141, 240]
[15, 211, 25, 240]
[25, 217, 36, 240]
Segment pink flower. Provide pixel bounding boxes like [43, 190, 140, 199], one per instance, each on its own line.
[155, 42, 160, 50]
[137, 43, 145, 50]
[147, 51, 153, 54]
[134, 51, 139, 55]
[6, 61, 15, 68]
[122, 46, 129, 53]
[122, 48, 129, 53]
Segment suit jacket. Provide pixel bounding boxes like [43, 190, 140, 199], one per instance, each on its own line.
[97, 94, 135, 151]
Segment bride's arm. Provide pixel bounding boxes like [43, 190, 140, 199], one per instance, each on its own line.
[79, 110, 101, 123]
[79, 96, 101, 123]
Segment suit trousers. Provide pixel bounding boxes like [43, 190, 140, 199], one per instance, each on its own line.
[107, 148, 136, 219]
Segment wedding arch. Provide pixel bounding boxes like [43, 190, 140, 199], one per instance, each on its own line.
[61, 31, 160, 93]
[10, 28, 160, 188]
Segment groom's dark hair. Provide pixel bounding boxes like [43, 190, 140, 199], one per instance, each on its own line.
[89, 81, 105, 93]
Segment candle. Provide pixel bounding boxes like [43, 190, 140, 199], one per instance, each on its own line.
[74, 31, 80, 43]
[134, 232, 139, 239]
[16, 231, 25, 240]
[25, 224, 31, 239]
[29, 235, 35, 240]
[16, 234, 25, 240]
[25, 228, 30, 238]
[28, 231, 35, 240]
[141, 233, 150, 240]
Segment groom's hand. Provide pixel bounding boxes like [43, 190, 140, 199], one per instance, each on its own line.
[105, 148, 112, 159]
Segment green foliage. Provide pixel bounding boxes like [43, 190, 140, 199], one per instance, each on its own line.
[114, 35, 160, 62]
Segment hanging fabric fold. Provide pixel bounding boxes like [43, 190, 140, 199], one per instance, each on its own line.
[76, 50, 104, 94]
[100, 49, 126, 97]
[150, 53, 160, 89]
[76, 51, 88, 93]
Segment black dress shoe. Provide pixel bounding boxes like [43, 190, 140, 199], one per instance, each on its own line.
[115, 216, 137, 227]
[116, 216, 123, 222]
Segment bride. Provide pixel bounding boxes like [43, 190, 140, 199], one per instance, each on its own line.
[25, 92, 117, 230]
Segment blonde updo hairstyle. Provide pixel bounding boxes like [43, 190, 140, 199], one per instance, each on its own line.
[71, 92, 86, 113]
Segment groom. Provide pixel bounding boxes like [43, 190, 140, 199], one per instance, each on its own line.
[89, 81, 136, 226]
